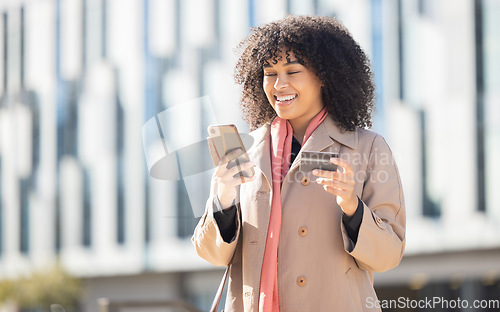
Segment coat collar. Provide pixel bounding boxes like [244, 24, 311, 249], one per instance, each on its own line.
[246, 115, 358, 185]
[246, 124, 272, 186]
[315, 115, 358, 150]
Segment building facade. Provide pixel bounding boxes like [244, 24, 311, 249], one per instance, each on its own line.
[0, 0, 498, 311]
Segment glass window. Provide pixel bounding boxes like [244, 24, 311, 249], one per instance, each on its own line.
[84, 0, 104, 66]
[7, 9, 22, 93]
[144, 180, 150, 244]
[182, 0, 215, 48]
[60, 0, 83, 80]
[399, 1, 442, 217]
[176, 180, 198, 238]
[148, 0, 176, 58]
[483, 0, 500, 215]
[19, 178, 30, 254]
[0, 13, 5, 96]
[57, 81, 79, 159]
[397, 0, 404, 100]
[82, 169, 92, 247]
[116, 99, 125, 244]
[370, 0, 385, 135]
[0, 157, 3, 256]
[55, 196, 61, 252]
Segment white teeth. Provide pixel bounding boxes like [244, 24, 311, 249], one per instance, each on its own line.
[276, 94, 296, 101]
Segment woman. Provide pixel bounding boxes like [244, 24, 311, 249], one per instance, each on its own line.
[192, 15, 406, 312]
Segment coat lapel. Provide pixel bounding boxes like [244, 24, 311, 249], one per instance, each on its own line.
[246, 124, 273, 187]
[321, 115, 358, 150]
[246, 116, 359, 184]
[288, 116, 358, 173]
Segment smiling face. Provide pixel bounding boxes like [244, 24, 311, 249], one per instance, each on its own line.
[263, 51, 325, 133]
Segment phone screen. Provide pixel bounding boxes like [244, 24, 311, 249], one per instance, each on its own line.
[208, 125, 255, 178]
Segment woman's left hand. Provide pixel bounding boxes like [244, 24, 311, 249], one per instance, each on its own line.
[312, 157, 357, 216]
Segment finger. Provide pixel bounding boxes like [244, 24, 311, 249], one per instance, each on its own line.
[322, 185, 352, 199]
[223, 160, 255, 180]
[218, 160, 255, 183]
[218, 148, 245, 166]
[239, 173, 258, 185]
[312, 170, 352, 183]
[215, 150, 246, 177]
[316, 178, 354, 192]
[214, 161, 229, 178]
[311, 169, 336, 179]
[322, 184, 342, 195]
[329, 157, 353, 174]
[221, 168, 258, 187]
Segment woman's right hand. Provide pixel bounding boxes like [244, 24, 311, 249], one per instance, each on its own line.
[215, 148, 257, 209]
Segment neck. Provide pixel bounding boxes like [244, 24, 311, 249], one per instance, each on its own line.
[289, 108, 327, 144]
[290, 119, 309, 145]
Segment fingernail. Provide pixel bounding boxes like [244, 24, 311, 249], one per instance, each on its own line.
[312, 169, 318, 174]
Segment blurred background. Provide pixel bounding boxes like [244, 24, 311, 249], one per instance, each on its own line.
[0, 0, 499, 311]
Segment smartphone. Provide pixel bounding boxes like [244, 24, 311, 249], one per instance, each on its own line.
[299, 151, 339, 172]
[207, 124, 255, 178]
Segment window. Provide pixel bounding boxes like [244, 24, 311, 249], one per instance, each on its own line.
[19, 178, 30, 254]
[475, 0, 486, 213]
[176, 178, 198, 239]
[397, 0, 404, 100]
[55, 196, 61, 252]
[399, 0, 441, 217]
[56, 81, 79, 160]
[420, 110, 441, 217]
[82, 169, 92, 247]
[0, 157, 3, 256]
[370, 0, 386, 135]
[144, 179, 150, 244]
[481, 0, 500, 214]
[28, 92, 40, 176]
[116, 98, 125, 244]
[1, 13, 6, 95]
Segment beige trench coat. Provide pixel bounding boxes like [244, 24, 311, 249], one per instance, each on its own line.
[192, 116, 406, 312]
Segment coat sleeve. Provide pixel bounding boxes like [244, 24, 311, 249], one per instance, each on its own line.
[341, 134, 406, 272]
[191, 171, 241, 267]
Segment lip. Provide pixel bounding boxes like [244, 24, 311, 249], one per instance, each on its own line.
[274, 94, 297, 106]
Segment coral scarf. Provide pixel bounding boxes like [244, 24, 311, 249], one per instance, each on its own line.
[259, 107, 328, 312]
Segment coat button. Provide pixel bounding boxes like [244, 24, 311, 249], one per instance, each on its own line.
[298, 226, 308, 237]
[301, 176, 310, 186]
[375, 217, 385, 229]
[296, 276, 307, 287]
[244, 292, 251, 298]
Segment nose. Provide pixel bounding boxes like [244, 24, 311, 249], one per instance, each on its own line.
[274, 74, 289, 90]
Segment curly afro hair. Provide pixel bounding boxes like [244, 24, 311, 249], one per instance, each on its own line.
[234, 15, 375, 132]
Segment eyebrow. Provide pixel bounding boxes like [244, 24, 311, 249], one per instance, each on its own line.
[263, 60, 300, 68]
